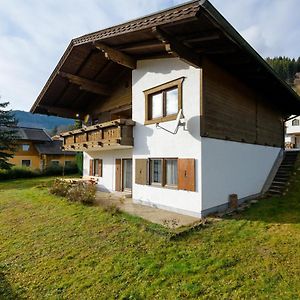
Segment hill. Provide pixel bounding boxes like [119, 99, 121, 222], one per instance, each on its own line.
[13, 110, 74, 131]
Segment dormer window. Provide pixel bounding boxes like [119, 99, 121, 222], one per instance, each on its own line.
[292, 119, 299, 126]
[144, 78, 184, 125]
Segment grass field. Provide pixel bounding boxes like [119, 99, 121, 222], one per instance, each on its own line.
[1, 176, 300, 299]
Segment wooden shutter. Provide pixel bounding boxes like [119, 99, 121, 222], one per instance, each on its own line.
[178, 159, 195, 191]
[89, 159, 94, 176]
[115, 159, 122, 191]
[135, 159, 148, 185]
[98, 159, 103, 177]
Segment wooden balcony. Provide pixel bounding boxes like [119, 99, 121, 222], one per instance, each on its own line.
[61, 119, 135, 151]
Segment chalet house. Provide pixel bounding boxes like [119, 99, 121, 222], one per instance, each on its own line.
[30, 1, 300, 217]
[3, 127, 76, 170]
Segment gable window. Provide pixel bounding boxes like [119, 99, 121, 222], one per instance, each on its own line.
[22, 144, 30, 151]
[22, 160, 31, 167]
[292, 119, 299, 126]
[144, 78, 184, 125]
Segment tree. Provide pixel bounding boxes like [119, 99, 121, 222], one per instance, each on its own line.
[0, 102, 18, 169]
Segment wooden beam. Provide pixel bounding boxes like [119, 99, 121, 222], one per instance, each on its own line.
[38, 105, 85, 119]
[94, 42, 137, 69]
[118, 39, 162, 52]
[59, 71, 111, 96]
[152, 27, 201, 68]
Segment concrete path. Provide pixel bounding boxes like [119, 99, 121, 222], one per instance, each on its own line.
[95, 192, 200, 228]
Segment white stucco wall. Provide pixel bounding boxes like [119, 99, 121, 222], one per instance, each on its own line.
[83, 149, 132, 192]
[201, 138, 280, 212]
[132, 58, 202, 217]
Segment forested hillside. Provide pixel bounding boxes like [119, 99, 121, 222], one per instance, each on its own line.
[266, 57, 300, 85]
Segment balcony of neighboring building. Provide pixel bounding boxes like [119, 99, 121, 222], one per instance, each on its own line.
[61, 118, 135, 152]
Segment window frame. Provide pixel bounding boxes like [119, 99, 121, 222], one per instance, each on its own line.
[22, 160, 31, 167]
[144, 77, 184, 125]
[292, 119, 299, 126]
[149, 158, 178, 189]
[92, 159, 103, 177]
[22, 144, 30, 151]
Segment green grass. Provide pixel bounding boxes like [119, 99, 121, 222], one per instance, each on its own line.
[1, 176, 300, 299]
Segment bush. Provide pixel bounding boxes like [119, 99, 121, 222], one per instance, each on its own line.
[43, 162, 78, 176]
[0, 167, 41, 180]
[49, 179, 72, 197]
[66, 182, 96, 204]
[49, 180, 96, 205]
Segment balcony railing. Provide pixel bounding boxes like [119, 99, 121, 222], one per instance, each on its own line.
[61, 119, 135, 151]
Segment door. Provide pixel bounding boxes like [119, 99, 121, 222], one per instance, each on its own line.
[123, 159, 132, 191]
[115, 159, 122, 191]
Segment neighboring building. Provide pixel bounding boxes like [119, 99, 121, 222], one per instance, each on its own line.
[4, 127, 76, 170]
[30, 1, 300, 217]
[285, 116, 300, 149]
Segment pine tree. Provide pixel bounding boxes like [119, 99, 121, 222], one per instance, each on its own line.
[0, 102, 18, 169]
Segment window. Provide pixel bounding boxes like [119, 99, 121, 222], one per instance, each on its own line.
[51, 160, 60, 166]
[150, 158, 178, 188]
[90, 159, 103, 177]
[22, 144, 30, 151]
[144, 78, 184, 124]
[165, 159, 178, 187]
[292, 119, 299, 126]
[150, 159, 162, 185]
[22, 160, 31, 167]
[65, 161, 72, 166]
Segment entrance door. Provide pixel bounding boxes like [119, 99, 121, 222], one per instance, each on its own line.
[122, 159, 132, 191]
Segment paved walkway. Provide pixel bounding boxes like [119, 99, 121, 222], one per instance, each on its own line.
[95, 192, 200, 228]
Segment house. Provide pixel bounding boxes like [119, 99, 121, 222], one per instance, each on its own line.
[285, 116, 300, 149]
[4, 126, 76, 170]
[30, 0, 300, 217]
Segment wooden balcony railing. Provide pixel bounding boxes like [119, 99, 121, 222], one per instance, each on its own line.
[60, 119, 135, 151]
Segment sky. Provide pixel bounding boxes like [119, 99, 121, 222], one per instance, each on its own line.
[0, 0, 299, 111]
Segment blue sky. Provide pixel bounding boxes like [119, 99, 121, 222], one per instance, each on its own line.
[0, 0, 299, 111]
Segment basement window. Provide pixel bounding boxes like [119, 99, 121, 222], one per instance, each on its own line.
[144, 78, 184, 125]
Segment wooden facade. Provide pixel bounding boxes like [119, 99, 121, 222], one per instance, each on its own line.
[61, 119, 135, 151]
[201, 58, 284, 147]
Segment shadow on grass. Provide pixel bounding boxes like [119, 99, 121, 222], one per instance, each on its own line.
[0, 272, 21, 300]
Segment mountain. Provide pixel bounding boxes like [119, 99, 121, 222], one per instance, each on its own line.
[13, 110, 74, 131]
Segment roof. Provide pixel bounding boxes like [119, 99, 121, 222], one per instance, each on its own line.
[0, 126, 52, 142]
[30, 0, 300, 117]
[35, 140, 75, 155]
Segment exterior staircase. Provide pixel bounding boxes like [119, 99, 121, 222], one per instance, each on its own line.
[267, 150, 299, 196]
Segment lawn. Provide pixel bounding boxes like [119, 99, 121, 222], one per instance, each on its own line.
[1, 176, 300, 299]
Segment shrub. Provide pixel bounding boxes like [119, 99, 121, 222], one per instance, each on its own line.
[0, 166, 40, 180]
[43, 162, 78, 176]
[49, 180, 96, 205]
[49, 179, 72, 197]
[66, 182, 96, 204]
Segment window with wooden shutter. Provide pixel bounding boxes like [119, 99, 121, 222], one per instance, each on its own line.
[135, 159, 148, 185]
[98, 159, 103, 177]
[89, 159, 93, 176]
[178, 158, 195, 192]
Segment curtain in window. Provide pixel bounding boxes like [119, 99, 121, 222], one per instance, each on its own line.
[151, 160, 162, 183]
[166, 159, 178, 185]
[151, 93, 163, 119]
[166, 88, 178, 115]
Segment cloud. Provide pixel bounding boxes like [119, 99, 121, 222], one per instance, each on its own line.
[0, 0, 299, 111]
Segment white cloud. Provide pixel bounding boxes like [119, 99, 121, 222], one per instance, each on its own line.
[0, 0, 299, 111]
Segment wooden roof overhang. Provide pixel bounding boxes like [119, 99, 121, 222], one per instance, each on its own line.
[30, 0, 300, 119]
